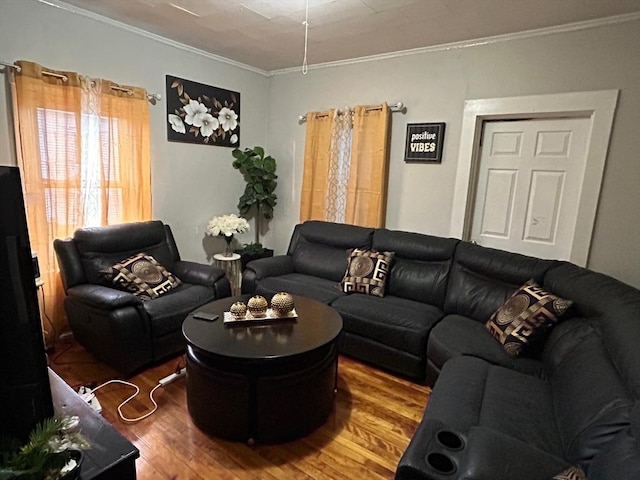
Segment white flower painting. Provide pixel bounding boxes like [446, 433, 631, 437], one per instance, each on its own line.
[166, 75, 240, 147]
[168, 114, 185, 134]
[218, 107, 238, 132]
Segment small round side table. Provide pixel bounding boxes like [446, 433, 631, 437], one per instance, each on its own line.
[213, 253, 242, 296]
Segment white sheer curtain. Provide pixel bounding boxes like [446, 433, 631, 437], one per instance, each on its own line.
[326, 108, 353, 223]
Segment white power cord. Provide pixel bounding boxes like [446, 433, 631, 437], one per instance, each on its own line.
[302, 0, 309, 74]
[89, 368, 186, 423]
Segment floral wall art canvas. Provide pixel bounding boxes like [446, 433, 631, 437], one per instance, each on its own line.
[166, 75, 240, 147]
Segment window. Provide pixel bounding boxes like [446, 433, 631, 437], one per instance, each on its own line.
[37, 107, 124, 227]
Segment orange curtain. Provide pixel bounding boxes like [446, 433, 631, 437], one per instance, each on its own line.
[96, 79, 151, 223]
[345, 103, 390, 228]
[300, 110, 335, 222]
[11, 61, 151, 344]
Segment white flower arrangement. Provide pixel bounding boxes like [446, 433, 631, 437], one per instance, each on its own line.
[206, 214, 250, 237]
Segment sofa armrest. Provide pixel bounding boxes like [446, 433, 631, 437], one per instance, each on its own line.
[214, 276, 232, 299]
[396, 421, 567, 480]
[458, 427, 568, 480]
[66, 284, 142, 310]
[242, 255, 294, 293]
[396, 418, 453, 480]
[53, 238, 86, 291]
[172, 260, 226, 287]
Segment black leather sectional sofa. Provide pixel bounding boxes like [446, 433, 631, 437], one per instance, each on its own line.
[242, 220, 640, 479]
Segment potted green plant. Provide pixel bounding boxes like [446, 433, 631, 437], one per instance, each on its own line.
[231, 146, 277, 268]
[0, 416, 88, 480]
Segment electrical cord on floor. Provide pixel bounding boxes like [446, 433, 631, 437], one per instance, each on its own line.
[38, 285, 56, 342]
[91, 379, 163, 423]
[90, 368, 186, 423]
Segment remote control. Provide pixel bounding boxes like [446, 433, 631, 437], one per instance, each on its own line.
[193, 311, 219, 321]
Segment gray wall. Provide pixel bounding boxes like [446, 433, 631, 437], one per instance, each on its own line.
[266, 19, 640, 288]
[0, 0, 270, 262]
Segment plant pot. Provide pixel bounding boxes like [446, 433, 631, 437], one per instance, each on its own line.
[237, 248, 274, 270]
[222, 235, 235, 257]
[59, 450, 83, 480]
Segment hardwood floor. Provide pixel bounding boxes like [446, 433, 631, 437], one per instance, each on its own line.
[48, 337, 431, 480]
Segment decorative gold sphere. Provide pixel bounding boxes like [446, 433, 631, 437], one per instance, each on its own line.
[271, 292, 294, 316]
[247, 295, 268, 318]
[229, 301, 247, 320]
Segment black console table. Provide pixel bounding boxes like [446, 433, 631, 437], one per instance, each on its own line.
[49, 369, 139, 479]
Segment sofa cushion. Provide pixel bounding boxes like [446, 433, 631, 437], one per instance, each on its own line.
[331, 294, 444, 357]
[485, 279, 572, 357]
[255, 273, 345, 304]
[587, 403, 640, 479]
[73, 220, 177, 285]
[372, 229, 458, 307]
[541, 319, 635, 471]
[288, 221, 374, 282]
[105, 252, 181, 300]
[444, 242, 555, 322]
[341, 248, 394, 297]
[544, 262, 640, 399]
[427, 314, 545, 380]
[541, 264, 640, 472]
[426, 356, 563, 458]
[143, 283, 214, 338]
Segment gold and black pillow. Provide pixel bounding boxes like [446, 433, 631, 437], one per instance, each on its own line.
[485, 279, 572, 357]
[104, 253, 181, 301]
[550, 466, 587, 480]
[341, 249, 394, 298]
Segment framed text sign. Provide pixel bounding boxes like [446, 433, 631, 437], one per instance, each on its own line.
[404, 123, 446, 163]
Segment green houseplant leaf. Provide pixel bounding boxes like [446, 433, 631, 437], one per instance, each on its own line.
[232, 146, 278, 248]
[0, 416, 88, 480]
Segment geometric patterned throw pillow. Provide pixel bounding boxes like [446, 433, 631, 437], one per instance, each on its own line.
[104, 253, 181, 301]
[485, 279, 572, 357]
[550, 465, 587, 480]
[341, 249, 394, 298]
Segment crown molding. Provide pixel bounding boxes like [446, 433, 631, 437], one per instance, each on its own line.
[36, 2, 640, 78]
[270, 11, 640, 76]
[40, 0, 271, 77]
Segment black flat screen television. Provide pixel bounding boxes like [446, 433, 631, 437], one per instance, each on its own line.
[0, 165, 54, 441]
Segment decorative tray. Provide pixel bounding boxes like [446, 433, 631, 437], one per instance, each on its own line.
[223, 308, 298, 326]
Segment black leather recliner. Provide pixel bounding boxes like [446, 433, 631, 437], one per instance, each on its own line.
[54, 220, 231, 374]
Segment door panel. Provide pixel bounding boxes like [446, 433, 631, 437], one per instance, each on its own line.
[479, 169, 517, 238]
[471, 117, 590, 260]
[523, 170, 564, 243]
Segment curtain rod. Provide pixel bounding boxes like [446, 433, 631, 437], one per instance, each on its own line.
[1, 61, 161, 103]
[298, 102, 405, 123]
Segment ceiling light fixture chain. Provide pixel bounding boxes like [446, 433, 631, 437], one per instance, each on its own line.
[302, 0, 309, 74]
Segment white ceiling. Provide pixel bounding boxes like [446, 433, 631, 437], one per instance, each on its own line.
[58, 0, 640, 72]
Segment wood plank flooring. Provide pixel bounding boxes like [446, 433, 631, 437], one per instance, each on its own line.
[48, 336, 431, 480]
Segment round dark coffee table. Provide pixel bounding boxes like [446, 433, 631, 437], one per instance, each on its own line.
[182, 294, 343, 443]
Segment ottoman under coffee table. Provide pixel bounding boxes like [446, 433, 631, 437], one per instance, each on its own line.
[182, 294, 343, 444]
